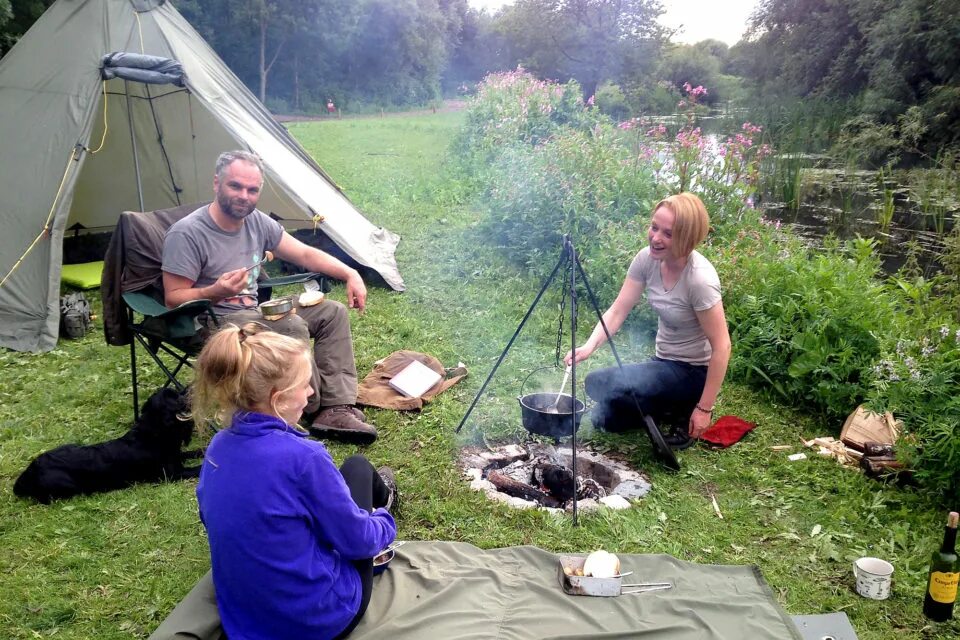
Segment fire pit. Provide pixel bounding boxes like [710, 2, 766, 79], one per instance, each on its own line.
[460, 443, 651, 512]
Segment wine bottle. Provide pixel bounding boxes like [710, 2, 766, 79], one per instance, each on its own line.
[923, 511, 959, 622]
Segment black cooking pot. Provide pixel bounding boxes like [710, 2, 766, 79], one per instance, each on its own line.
[518, 367, 586, 439]
[518, 392, 585, 439]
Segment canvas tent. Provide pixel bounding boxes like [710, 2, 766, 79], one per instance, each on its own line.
[0, 0, 405, 353]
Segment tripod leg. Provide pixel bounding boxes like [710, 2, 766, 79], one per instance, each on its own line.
[574, 253, 624, 369]
[455, 248, 568, 434]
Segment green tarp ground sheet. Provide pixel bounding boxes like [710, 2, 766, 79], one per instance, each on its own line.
[150, 541, 802, 640]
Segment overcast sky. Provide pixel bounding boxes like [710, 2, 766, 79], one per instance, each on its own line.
[466, 0, 759, 46]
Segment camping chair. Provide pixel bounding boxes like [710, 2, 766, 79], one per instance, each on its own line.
[102, 203, 326, 419]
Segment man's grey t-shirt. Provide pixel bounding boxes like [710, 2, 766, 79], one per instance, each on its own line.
[162, 205, 284, 313]
[627, 247, 722, 365]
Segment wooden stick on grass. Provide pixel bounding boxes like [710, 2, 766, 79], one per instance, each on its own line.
[710, 493, 724, 519]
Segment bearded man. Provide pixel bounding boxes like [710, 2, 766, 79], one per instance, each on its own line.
[161, 150, 377, 443]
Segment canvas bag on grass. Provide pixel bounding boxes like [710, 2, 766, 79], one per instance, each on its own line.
[358, 350, 467, 410]
[59, 292, 92, 339]
[840, 405, 900, 451]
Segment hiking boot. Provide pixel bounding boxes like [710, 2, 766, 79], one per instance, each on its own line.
[661, 426, 695, 451]
[377, 466, 400, 512]
[308, 405, 378, 445]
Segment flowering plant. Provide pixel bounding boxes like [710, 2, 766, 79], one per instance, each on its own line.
[868, 321, 960, 495]
[623, 83, 771, 224]
[456, 68, 592, 164]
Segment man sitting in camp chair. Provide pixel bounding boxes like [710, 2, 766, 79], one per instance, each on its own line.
[161, 150, 377, 444]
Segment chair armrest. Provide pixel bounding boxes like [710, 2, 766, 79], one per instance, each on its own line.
[259, 272, 327, 289]
[123, 292, 214, 341]
[122, 292, 212, 319]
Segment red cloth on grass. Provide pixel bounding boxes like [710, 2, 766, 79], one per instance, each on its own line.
[699, 415, 756, 447]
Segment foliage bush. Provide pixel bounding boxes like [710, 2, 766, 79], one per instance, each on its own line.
[454, 68, 590, 172]
[627, 83, 771, 227]
[624, 80, 679, 116]
[594, 82, 631, 121]
[865, 232, 960, 496]
[719, 233, 894, 418]
[482, 125, 655, 301]
[868, 317, 960, 496]
[456, 69, 653, 301]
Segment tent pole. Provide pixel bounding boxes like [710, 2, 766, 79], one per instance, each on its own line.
[124, 80, 145, 211]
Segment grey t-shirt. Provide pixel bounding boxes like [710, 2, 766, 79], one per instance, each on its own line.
[627, 247, 722, 365]
[162, 205, 284, 313]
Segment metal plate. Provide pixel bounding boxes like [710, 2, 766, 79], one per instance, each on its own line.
[259, 297, 293, 316]
[791, 613, 859, 640]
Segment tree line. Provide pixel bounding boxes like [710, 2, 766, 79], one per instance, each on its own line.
[2, 0, 958, 155]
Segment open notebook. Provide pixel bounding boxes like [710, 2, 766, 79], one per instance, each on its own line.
[388, 360, 442, 398]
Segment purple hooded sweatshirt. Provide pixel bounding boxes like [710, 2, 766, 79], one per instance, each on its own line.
[197, 412, 396, 639]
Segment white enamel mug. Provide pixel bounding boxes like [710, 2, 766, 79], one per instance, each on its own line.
[853, 557, 894, 600]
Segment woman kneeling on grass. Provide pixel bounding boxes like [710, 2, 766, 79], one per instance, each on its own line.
[565, 192, 731, 449]
[192, 322, 397, 639]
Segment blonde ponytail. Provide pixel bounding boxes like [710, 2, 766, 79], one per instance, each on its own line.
[192, 322, 311, 426]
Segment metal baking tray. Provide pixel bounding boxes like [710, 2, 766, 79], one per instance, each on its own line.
[558, 555, 673, 597]
[558, 555, 622, 597]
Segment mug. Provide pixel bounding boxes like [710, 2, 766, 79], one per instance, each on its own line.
[853, 557, 894, 600]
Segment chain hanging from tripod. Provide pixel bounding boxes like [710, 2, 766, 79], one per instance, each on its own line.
[554, 263, 569, 369]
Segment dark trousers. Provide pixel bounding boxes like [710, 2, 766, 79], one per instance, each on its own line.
[334, 455, 391, 639]
[584, 357, 707, 432]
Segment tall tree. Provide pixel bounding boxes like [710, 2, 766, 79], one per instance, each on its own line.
[499, 0, 667, 99]
[745, 0, 866, 97]
[0, 0, 55, 57]
[445, 8, 512, 89]
[742, 0, 960, 148]
[177, 0, 326, 102]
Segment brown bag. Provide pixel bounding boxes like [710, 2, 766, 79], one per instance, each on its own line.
[357, 350, 468, 410]
[840, 405, 900, 451]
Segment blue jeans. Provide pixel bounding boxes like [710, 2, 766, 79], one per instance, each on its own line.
[584, 357, 707, 432]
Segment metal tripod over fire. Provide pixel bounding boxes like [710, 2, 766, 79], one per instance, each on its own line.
[456, 235, 678, 525]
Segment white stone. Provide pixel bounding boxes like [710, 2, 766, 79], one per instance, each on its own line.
[599, 495, 632, 510]
[486, 490, 513, 503]
[460, 454, 488, 470]
[569, 499, 600, 513]
[464, 468, 482, 481]
[612, 478, 652, 500]
[501, 444, 528, 459]
[506, 496, 537, 510]
[470, 479, 495, 492]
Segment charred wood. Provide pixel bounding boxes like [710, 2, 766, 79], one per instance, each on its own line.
[487, 470, 563, 508]
[535, 463, 576, 501]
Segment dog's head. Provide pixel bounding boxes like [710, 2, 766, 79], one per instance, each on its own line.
[134, 388, 195, 448]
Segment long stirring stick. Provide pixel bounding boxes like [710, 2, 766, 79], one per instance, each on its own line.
[552, 366, 572, 408]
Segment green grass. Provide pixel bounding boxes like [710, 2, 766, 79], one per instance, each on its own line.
[1, 111, 958, 638]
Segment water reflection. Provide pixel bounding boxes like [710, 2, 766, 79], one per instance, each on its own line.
[759, 164, 957, 275]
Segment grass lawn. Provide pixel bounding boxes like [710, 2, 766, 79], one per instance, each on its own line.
[1, 110, 957, 638]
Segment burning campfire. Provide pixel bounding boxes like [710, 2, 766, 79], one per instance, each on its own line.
[460, 443, 651, 512]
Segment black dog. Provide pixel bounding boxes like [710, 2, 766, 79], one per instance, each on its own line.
[14, 388, 201, 503]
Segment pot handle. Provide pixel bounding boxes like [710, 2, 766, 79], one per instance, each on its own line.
[519, 365, 585, 400]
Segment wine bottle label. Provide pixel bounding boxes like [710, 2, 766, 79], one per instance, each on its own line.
[928, 571, 959, 604]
